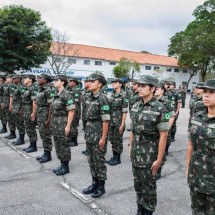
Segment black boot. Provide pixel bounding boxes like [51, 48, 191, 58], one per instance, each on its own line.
[155, 168, 161, 181]
[145, 209, 153, 215]
[82, 177, 98, 194]
[82, 149, 88, 156]
[13, 134, 25, 145]
[109, 152, 121, 166]
[165, 144, 170, 156]
[55, 161, 69, 176]
[36, 149, 46, 161]
[136, 204, 145, 215]
[5, 130, 16, 139]
[25, 142, 37, 153]
[23, 144, 31, 151]
[91, 180, 105, 198]
[53, 161, 63, 173]
[170, 132, 175, 142]
[106, 151, 116, 164]
[39, 150, 52, 163]
[70, 136, 78, 147]
[0, 125, 7, 134]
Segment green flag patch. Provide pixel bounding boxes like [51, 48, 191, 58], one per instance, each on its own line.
[102, 105, 109, 111]
[67, 99, 74, 105]
[164, 113, 170, 121]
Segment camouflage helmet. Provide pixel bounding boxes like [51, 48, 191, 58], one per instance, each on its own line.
[196, 82, 205, 88]
[88, 71, 107, 85]
[22, 74, 36, 81]
[156, 81, 165, 88]
[68, 76, 79, 83]
[12, 74, 22, 80]
[111, 78, 123, 83]
[137, 75, 158, 86]
[198, 79, 215, 90]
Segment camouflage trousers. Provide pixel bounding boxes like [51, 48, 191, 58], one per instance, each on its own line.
[190, 186, 215, 215]
[108, 125, 124, 154]
[37, 112, 52, 151]
[86, 141, 107, 181]
[132, 164, 157, 212]
[23, 112, 37, 142]
[171, 113, 179, 136]
[3, 108, 16, 131]
[70, 120, 78, 138]
[53, 135, 71, 161]
[12, 113, 25, 135]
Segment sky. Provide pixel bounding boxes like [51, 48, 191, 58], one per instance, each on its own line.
[1, 0, 205, 55]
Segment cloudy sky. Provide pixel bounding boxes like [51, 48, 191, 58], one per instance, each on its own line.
[1, 0, 205, 55]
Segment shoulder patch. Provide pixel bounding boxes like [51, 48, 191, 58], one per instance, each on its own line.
[102, 105, 109, 110]
[67, 99, 74, 105]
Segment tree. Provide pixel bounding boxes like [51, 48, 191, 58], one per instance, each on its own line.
[168, 0, 215, 82]
[0, 5, 52, 73]
[113, 57, 140, 79]
[47, 29, 79, 74]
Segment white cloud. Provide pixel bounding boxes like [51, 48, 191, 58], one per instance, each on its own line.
[1, 0, 205, 54]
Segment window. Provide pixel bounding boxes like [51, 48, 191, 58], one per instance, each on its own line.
[68, 58, 76, 64]
[166, 67, 172, 72]
[84, 60, 90, 65]
[154, 66, 160, 71]
[192, 82, 196, 84]
[145, 65, 151, 70]
[183, 69, 188, 73]
[174, 68, 179, 73]
[109, 61, 116, 65]
[53, 57, 62, 63]
[95, 61, 102, 66]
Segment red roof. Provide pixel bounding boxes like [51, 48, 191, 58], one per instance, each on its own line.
[51, 42, 179, 67]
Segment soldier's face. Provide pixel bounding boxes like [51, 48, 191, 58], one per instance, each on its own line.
[169, 84, 175, 90]
[6, 77, 12, 84]
[88, 80, 102, 91]
[155, 87, 164, 96]
[53, 79, 64, 88]
[138, 84, 154, 98]
[195, 87, 203, 95]
[132, 83, 138, 91]
[112, 81, 121, 89]
[69, 80, 76, 87]
[84, 81, 89, 88]
[203, 89, 215, 107]
[12, 78, 19, 84]
[23, 77, 31, 85]
[37, 77, 45, 86]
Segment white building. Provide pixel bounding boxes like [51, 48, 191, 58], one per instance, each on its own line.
[21, 43, 199, 90]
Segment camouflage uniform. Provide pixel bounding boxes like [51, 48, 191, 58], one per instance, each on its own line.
[82, 88, 91, 131]
[130, 97, 170, 212]
[109, 88, 128, 155]
[36, 83, 53, 152]
[179, 87, 187, 108]
[50, 88, 75, 162]
[0, 81, 6, 130]
[85, 90, 110, 181]
[188, 110, 215, 215]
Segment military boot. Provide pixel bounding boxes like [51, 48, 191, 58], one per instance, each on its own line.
[82, 149, 88, 156]
[70, 136, 78, 147]
[109, 152, 121, 166]
[53, 161, 63, 173]
[0, 125, 7, 134]
[145, 209, 153, 215]
[106, 151, 116, 164]
[82, 177, 98, 194]
[39, 150, 52, 163]
[13, 134, 25, 145]
[5, 130, 16, 139]
[55, 161, 69, 176]
[91, 180, 105, 198]
[136, 204, 145, 215]
[170, 132, 175, 142]
[36, 149, 46, 161]
[25, 142, 37, 153]
[23, 144, 31, 151]
[165, 144, 170, 156]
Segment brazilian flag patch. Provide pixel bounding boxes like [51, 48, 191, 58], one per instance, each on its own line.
[125, 98, 129, 103]
[102, 105, 109, 111]
[50, 93, 55, 97]
[75, 94, 79, 97]
[164, 113, 170, 121]
[67, 99, 74, 105]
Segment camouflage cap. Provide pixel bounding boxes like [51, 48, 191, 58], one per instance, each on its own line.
[22, 74, 36, 80]
[195, 82, 205, 88]
[137, 75, 158, 86]
[0, 73, 6, 80]
[53, 75, 67, 82]
[169, 81, 176, 85]
[111, 78, 123, 83]
[88, 72, 107, 85]
[68, 76, 79, 82]
[38, 74, 51, 80]
[6, 74, 13, 78]
[156, 81, 165, 88]
[12, 74, 21, 79]
[198, 79, 215, 90]
[84, 76, 90, 81]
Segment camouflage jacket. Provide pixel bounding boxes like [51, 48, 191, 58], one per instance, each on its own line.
[157, 95, 175, 118]
[85, 90, 110, 143]
[36, 84, 53, 118]
[188, 110, 215, 194]
[82, 88, 91, 121]
[2, 83, 14, 107]
[189, 95, 205, 117]
[110, 89, 129, 126]
[67, 85, 81, 104]
[50, 88, 75, 136]
[166, 90, 181, 111]
[0, 83, 5, 103]
[101, 85, 108, 94]
[130, 97, 170, 167]
[10, 83, 23, 114]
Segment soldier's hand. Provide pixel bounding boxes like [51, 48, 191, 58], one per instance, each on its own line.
[31, 113, 36, 121]
[99, 138, 105, 150]
[9, 107, 12, 112]
[119, 125, 124, 134]
[151, 160, 162, 176]
[65, 126, 70, 136]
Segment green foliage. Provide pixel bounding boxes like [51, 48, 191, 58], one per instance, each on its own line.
[168, 0, 215, 81]
[0, 5, 52, 73]
[113, 57, 140, 79]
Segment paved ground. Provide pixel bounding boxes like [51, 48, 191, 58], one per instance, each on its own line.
[0, 96, 192, 215]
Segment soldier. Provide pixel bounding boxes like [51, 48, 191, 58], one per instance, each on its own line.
[0, 74, 6, 133]
[166, 81, 182, 142]
[179, 84, 187, 108]
[129, 75, 170, 215]
[21, 74, 38, 153]
[154, 81, 175, 179]
[35, 74, 53, 163]
[51, 75, 75, 176]
[11, 75, 25, 145]
[81, 77, 91, 155]
[186, 79, 215, 215]
[107, 78, 128, 166]
[82, 72, 110, 198]
[67, 77, 81, 147]
[3, 74, 16, 139]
